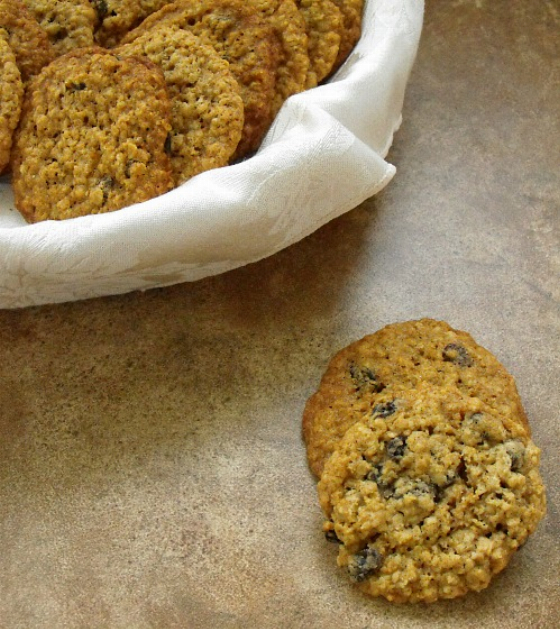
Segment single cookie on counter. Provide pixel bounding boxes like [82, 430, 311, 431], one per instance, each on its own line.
[22, 0, 97, 56]
[0, 28, 23, 174]
[10, 46, 174, 222]
[116, 25, 244, 185]
[303, 319, 531, 478]
[295, 0, 342, 87]
[318, 384, 546, 603]
[0, 0, 55, 82]
[120, 0, 282, 161]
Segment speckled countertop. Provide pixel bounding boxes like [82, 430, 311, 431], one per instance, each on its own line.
[1, 1, 559, 627]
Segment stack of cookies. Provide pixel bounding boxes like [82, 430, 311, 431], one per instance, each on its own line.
[302, 319, 547, 603]
[0, 0, 364, 222]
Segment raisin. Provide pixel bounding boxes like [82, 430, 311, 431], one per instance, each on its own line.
[349, 362, 385, 393]
[378, 483, 395, 500]
[392, 479, 439, 503]
[438, 469, 459, 493]
[92, 0, 109, 21]
[164, 133, 173, 155]
[433, 485, 445, 503]
[99, 176, 114, 204]
[505, 440, 525, 472]
[53, 27, 68, 42]
[372, 401, 397, 417]
[125, 160, 137, 178]
[366, 463, 394, 499]
[366, 462, 383, 482]
[410, 481, 438, 499]
[509, 454, 523, 472]
[347, 547, 384, 582]
[325, 529, 341, 544]
[457, 458, 468, 482]
[67, 81, 87, 92]
[442, 343, 474, 367]
[386, 436, 407, 460]
[432, 474, 459, 502]
[461, 412, 489, 445]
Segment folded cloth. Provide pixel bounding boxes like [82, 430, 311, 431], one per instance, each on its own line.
[0, 0, 424, 308]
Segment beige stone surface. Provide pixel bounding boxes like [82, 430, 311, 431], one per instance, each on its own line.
[0, 0, 559, 626]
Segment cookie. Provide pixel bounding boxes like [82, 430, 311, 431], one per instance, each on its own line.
[91, 0, 173, 48]
[295, 0, 342, 87]
[11, 47, 174, 222]
[250, 0, 309, 114]
[303, 319, 530, 478]
[0, 28, 23, 173]
[121, 0, 281, 160]
[22, 0, 97, 56]
[318, 385, 546, 603]
[116, 25, 244, 185]
[0, 0, 55, 81]
[331, 0, 363, 72]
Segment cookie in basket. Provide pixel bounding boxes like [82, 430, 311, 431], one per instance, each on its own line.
[121, 0, 281, 160]
[116, 25, 244, 185]
[295, 0, 342, 87]
[249, 0, 309, 114]
[11, 47, 173, 222]
[22, 0, 97, 55]
[331, 0, 364, 71]
[0, 0, 55, 81]
[91, 0, 173, 48]
[318, 385, 546, 603]
[0, 28, 23, 174]
[302, 319, 530, 477]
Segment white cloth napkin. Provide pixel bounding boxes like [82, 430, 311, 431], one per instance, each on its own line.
[0, 0, 424, 308]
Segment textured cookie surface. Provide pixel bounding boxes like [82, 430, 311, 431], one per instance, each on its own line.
[249, 0, 309, 113]
[303, 319, 530, 478]
[116, 26, 244, 185]
[318, 385, 546, 603]
[296, 0, 342, 86]
[121, 0, 281, 160]
[0, 28, 23, 173]
[0, 0, 55, 81]
[11, 47, 173, 222]
[22, 0, 96, 55]
[91, 0, 173, 48]
[331, 0, 363, 71]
